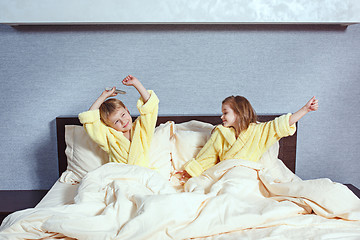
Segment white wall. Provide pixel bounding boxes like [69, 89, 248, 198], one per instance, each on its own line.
[1, 0, 359, 24]
[0, 24, 359, 190]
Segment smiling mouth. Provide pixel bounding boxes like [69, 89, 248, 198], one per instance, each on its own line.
[123, 122, 129, 128]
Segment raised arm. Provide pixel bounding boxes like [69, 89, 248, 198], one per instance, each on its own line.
[122, 75, 150, 103]
[89, 87, 117, 110]
[289, 96, 319, 126]
[79, 87, 118, 154]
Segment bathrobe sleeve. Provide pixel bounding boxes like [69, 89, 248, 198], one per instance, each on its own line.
[78, 109, 111, 153]
[256, 113, 296, 153]
[184, 128, 222, 177]
[126, 90, 159, 166]
[135, 90, 159, 139]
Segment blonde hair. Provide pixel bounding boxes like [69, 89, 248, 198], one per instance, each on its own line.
[99, 98, 126, 125]
[222, 96, 257, 136]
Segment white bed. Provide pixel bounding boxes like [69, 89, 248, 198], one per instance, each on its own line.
[35, 181, 78, 209]
[0, 115, 359, 240]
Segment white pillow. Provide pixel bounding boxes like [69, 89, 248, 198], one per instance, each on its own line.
[171, 120, 214, 171]
[59, 125, 108, 184]
[60, 122, 174, 184]
[258, 141, 280, 166]
[148, 121, 174, 180]
[169, 120, 214, 190]
[258, 141, 300, 183]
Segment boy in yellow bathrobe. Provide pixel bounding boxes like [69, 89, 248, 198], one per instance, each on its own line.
[183, 96, 318, 178]
[78, 75, 159, 168]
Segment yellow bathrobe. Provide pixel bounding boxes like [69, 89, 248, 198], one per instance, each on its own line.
[78, 90, 159, 167]
[184, 113, 296, 177]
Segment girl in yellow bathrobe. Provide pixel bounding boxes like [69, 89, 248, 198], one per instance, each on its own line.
[183, 96, 318, 178]
[78, 75, 159, 168]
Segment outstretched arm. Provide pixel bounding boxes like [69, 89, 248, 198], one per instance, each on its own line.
[289, 96, 319, 126]
[122, 75, 150, 103]
[89, 87, 117, 110]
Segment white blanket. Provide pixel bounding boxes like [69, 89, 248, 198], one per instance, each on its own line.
[1, 157, 360, 240]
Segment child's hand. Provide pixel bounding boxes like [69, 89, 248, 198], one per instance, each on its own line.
[89, 87, 117, 111]
[122, 75, 139, 87]
[304, 96, 319, 112]
[174, 170, 191, 184]
[101, 87, 117, 99]
[122, 74, 150, 103]
[289, 96, 318, 125]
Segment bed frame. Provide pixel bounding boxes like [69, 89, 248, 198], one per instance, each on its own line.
[56, 115, 297, 177]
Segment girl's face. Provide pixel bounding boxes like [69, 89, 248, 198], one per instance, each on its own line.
[106, 107, 133, 132]
[221, 103, 238, 128]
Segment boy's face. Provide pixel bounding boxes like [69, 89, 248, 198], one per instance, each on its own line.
[106, 107, 133, 132]
[221, 103, 238, 128]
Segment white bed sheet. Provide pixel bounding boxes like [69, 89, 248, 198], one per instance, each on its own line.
[0, 179, 79, 239]
[35, 179, 79, 209]
[1, 158, 360, 239]
[1, 119, 359, 239]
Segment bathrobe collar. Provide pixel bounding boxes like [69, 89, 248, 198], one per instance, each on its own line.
[216, 124, 257, 160]
[108, 122, 137, 150]
[216, 125, 236, 145]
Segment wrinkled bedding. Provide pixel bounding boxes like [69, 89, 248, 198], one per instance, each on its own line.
[1, 154, 359, 239]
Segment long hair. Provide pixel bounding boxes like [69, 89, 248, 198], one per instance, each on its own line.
[222, 96, 257, 136]
[99, 98, 126, 125]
